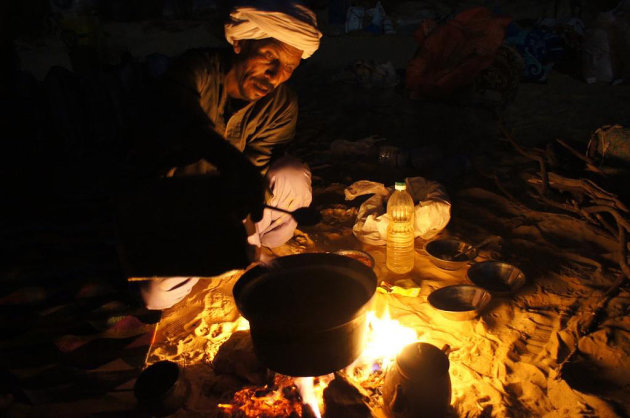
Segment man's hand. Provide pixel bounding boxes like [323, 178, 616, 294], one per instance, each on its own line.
[183, 126, 266, 222]
[222, 151, 266, 223]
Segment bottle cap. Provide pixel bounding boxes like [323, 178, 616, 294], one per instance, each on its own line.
[394, 182, 406, 191]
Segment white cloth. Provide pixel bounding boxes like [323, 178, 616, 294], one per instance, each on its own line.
[140, 277, 200, 310]
[224, 2, 322, 59]
[249, 156, 312, 248]
[345, 177, 451, 245]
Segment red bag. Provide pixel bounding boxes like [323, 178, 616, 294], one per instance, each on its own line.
[406, 7, 511, 99]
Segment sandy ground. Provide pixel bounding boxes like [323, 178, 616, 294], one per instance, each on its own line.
[148, 173, 630, 417]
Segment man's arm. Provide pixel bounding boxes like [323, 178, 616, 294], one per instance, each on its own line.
[156, 50, 247, 173]
[244, 87, 298, 175]
[141, 49, 265, 221]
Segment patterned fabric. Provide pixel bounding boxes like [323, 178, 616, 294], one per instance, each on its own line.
[504, 18, 584, 82]
[1, 201, 156, 416]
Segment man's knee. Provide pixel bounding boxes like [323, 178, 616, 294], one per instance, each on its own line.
[267, 156, 312, 208]
[140, 277, 199, 310]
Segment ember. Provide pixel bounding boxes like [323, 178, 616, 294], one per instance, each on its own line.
[218, 375, 311, 418]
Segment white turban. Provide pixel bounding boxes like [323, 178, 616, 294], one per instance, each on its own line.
[224, 2, 322, 59]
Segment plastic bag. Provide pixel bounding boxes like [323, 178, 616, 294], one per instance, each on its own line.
[345, 177, 451, 245]
[345, 6, 365, 33]
[582, 10, 630, 84]
[583, 12, 616, 83]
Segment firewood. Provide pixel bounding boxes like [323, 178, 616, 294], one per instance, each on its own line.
[323, 374, 372, 418]
[555, 138, 605, 175]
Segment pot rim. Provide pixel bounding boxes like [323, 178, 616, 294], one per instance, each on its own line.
[233, 253, 378, 330]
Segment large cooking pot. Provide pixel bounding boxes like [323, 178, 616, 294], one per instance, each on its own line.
[233, 253, 377, 377]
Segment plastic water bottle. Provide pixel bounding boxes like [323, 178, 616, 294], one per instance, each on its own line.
[386, 182, 415, 274]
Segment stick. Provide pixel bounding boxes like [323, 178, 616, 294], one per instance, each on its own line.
[500, 125, 549, 194]
[555, 138, 605, 175]
[492, 173, 523, 205]
[127, 269, 244, 282]
[583, 206, 630, 235]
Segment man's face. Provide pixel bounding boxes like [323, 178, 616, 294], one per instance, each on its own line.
[230, 38, 303, 101]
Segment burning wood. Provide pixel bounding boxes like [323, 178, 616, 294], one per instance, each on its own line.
[322, 374, 372, 418]
[217, 375, 313, 418]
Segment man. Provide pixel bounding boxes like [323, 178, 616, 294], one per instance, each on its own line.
[138, 1, 322, 309]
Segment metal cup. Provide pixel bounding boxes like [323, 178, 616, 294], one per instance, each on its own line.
[134, 360, 190, 417]
[378, 145, 409, 168]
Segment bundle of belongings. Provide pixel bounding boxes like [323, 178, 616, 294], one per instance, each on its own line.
[345, 177, 451, 245]
[504, 17, 584, 82]
[405, 7, 514, 103]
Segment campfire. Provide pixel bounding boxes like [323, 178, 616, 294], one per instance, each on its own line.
[145, 258, 485, 418]
[215, 307, 421, 418]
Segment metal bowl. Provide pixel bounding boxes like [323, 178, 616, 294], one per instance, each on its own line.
[425, 239, 477, 270]
[333, 249, 375, 269]
[428, 285, 492, 321]
[467, 261, 526, 295]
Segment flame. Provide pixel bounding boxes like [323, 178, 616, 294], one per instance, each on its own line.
[294, 377, 322, 418]
[361, 307, 418, 367]
[218, 308, 420, 416]
[235, 316, 250, 331]
[293, 308, 419, 416]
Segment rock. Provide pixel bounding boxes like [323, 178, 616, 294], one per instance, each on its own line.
[212, 331, 272, 385]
